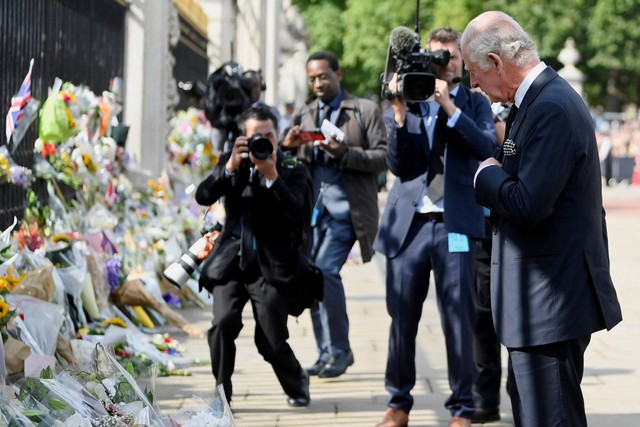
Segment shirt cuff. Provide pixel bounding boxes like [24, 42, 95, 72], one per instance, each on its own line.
[474, 163, 497, 187]
[447, 108, 461, 127]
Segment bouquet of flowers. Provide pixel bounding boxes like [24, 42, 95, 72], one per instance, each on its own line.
[167, 108, 219, 185]
[0, 146, 33, 189]
[0, 262, 28, 329]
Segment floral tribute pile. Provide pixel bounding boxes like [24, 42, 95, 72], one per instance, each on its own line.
[0, 76, 234, 425]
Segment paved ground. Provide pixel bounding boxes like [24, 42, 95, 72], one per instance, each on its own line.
[154, 184, 640, 426]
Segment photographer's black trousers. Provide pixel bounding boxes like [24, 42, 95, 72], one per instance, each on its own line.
[207, 261, 307, 402]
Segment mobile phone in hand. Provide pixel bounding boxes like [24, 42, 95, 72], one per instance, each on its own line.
[298, 129, 325, 143]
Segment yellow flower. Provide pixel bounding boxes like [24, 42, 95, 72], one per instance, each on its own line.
[0, 299, 11, 319]
[102, 317, 127, 328]
[0, 154, 9, 171]
[0, 269, 26, 294]
[82, 152, 98, 173]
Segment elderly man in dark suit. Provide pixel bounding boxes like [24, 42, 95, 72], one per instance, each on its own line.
[373, 27, 499, 427]
[196, 106, 314, 408]
[461, 11, 622, 426]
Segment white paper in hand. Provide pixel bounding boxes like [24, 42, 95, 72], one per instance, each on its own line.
[321, 119, 345, 143]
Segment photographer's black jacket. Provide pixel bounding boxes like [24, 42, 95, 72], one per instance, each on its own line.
[195, 150, 313, 288]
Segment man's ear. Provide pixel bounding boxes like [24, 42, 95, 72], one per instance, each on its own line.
[487, 52, 502, 70]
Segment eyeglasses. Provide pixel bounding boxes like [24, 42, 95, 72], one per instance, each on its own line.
[307, 73, 332, 85]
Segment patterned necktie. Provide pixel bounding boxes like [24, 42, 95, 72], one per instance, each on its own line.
[501, 105, 518, 159]
[504, 104, 518, 141]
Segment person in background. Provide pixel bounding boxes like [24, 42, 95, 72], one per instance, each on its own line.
[461, 11, 622, 426]
[373, 27, 498, 427]
[196, 106, 313, 408]
[282, 50, 387, 379]
[279, 101, 296, 137]
[469, 91, 509, 424]
[244, 69, 282, 124]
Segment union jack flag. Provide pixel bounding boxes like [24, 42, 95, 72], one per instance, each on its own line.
[5, 59, 34, 144]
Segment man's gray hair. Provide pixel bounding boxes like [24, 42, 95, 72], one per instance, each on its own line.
[461, 11, 539, 71]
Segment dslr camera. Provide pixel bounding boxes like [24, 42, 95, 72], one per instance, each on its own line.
[163, 220, 222, 288]
[247, 133, 273, 161]
[381, 26, 450, 102]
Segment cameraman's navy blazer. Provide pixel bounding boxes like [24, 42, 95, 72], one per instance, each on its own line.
[374, 85, 498, 259]
[475, 67, 622, 348]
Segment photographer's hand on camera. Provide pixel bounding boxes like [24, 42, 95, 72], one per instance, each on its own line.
[250, 147, 278, 181]
[225, 136, 249, 173]
[434, 78, 456, 118]
[197, 230, 220, 260]
[388, 72, 408, 126]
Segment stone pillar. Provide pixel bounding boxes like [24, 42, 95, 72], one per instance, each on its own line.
[557, 37, 585, 101]
[124, 0, 174, 176]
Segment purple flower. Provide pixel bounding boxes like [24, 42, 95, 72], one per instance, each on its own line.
[101, 232, 118, 255]
[105, 257, 123, 291]
[10, 165, 30, 188]
[163, 292, 181, 308]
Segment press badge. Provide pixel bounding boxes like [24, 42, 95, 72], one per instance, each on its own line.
[311, 207, 319, 227]
[448, 232, 470, 253]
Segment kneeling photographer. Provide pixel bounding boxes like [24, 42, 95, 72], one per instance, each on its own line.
[194, 106, 315, 408]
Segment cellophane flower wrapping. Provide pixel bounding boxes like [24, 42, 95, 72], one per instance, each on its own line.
[91, 343, 165, 425]
[167, 384, 235, 427]
[5, 294, 65, 356]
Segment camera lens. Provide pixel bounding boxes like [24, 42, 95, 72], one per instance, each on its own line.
[248, 134, 273, 160]
[163, 237, 208, 288]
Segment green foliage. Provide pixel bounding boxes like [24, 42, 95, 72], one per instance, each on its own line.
[293, 0, 640, 108]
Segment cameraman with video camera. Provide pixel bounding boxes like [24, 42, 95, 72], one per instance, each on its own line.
[194, 106, 314, 408]
[373, 27, 498, 427]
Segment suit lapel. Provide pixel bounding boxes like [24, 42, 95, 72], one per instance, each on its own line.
[509, 67, 559, 139]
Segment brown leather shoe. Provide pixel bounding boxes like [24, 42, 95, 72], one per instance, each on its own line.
[449, 416, 471, 427]
[375, 407, 409, 427]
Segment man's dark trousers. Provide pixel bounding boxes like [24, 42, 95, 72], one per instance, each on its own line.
[207, 261, 306, 402]
[384, 215, 476, 416]
[473, 223, 502, 410]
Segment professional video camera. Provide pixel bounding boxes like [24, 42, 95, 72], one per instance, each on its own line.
[380, 2, 451, 102]
[204, 61, 253, 140]
[163, 219, 222, 289]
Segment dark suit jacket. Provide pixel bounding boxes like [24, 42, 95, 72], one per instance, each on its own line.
[373, 85, 498, 258]
[475, 67, 623, 348]
[195, 150, 313, 289]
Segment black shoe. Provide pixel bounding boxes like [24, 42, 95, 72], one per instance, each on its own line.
[318, 350, 354, 378]
[471, 407, 500, 424]
[287, 371, 310, 407]
[306, 359, 327, 376]
[287, 395, 310, 407]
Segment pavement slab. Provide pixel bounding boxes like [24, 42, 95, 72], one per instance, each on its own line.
[154, 185, 640, 426]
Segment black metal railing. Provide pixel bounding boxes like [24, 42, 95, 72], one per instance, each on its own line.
[0, 1, 210, 230]
[174, 15, 210, 110]
[0, 0, 126, 229]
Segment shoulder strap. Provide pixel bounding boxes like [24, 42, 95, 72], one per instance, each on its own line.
[353, 98, 367, 142]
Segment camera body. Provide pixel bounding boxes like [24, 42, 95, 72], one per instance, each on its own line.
[381, 27, 451, 103]
[163, 221, 222, 288]
[247, 133, 273, 161]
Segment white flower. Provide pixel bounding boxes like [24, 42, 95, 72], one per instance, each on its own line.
[183, 411, 233, 427]
[63, 413, 92, 427]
